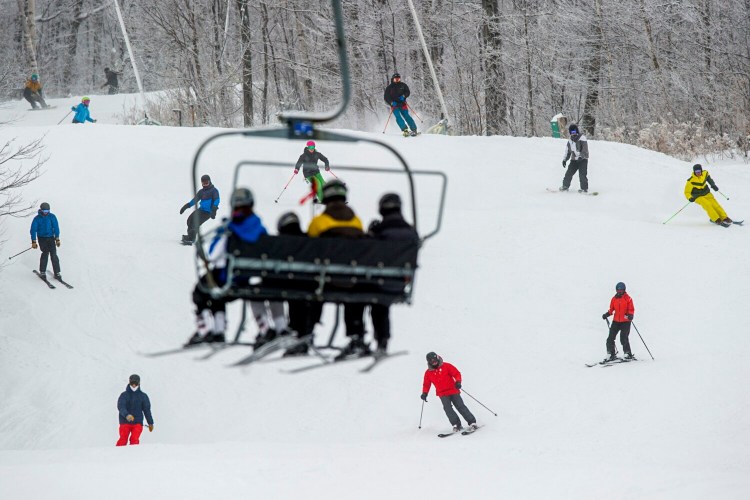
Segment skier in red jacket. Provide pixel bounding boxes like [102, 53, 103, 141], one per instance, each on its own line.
[601, 282, 636, 361]
[421, 352, 477, 433]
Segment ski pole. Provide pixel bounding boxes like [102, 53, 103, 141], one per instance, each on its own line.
[326, 168, 339, 179]
[631, 321, 654, 360]
[57, 109, 73, 125]
[418, 400, 425, 429]
[382, 109, 393, 133]
[461, 389, 498, 417]
[406, 103, 423, 123]
[274, 172, 297, 203]
[8, 246, 33, 260]
[662, 201, 691, 224]
[717, 191, 729, 200]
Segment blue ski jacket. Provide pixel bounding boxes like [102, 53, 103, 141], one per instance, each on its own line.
[30, 211, 60, 240]
[117, 386, 154, 425]
[71, 103, 94, 123]
[187, 185, 220, 214]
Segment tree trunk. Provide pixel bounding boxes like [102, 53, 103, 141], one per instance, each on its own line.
[19, 0, 39, 75]
[481, 0, 506, 135]
[237, 0, 253, 126]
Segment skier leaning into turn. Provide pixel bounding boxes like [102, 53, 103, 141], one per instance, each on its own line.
[294, 141, 330, 203]
[421, 352, 478, 433]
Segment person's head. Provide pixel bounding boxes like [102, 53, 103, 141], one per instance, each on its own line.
[200, 174, 211, 187]
[692, 164, 703, 176]
[277, 211, 303, 236]
[39, 202, 50, 215]
[378, 193, 402, 216]
[426, 351, 442, 369]
[615, 282, 626, 296]
[231, 187, 254, 217]
[82, 96, 91, 106]
[305, 140, 316, 153]
[568, 123, 580, 138]
[129, 374, 140, 388]
[31, 73, 39, 82]
[391, 72, 401, 83]
[104, 67, 110, 72]
[321, 179, 348, 204]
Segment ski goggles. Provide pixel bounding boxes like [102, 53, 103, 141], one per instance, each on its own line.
[306, 146, 315, 151]
[41, 210, 50, 214]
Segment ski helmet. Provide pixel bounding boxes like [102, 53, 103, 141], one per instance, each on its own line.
[200, 174, 211, 184]
[40, 202, 50, 211]
[231, 187, 254, 209]
[616, 282, 626, 291]
[31, 73, 38, 81]
[277, 211, 301, 234]
[82, 96, 90, 103]
[426, 352, 442, 368]
[568, 123, 579, 135]
[306, 140, 316, 149]
[321, 179, 348, 203]
[692, 164, 703, 174]
[129, 374, 140, 385]
[378, 193, 402, 215]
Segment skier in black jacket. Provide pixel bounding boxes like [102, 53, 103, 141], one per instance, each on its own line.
[383, 73, 418, 137]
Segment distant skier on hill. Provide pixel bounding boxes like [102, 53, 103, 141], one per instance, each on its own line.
[684, 164, 733, 227]
[23, 73, 49, 109]
[384, 73, 418, 137]
[30, 202, 62, 279]
[101, 67, 122, 94]
[71, 96, 97, 124]
[601, 282, 635, 362]
[294, 141, 329, 203]
[116, 374, 154, 446]
[180, 174, 220, 244]
[560, 123, 589, 193]
[421, 352, 478, 433]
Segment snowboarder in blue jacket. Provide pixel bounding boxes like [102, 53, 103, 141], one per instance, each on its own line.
[116, 374, 154, 446]
[180, 174, 220, 244]
[71, 96, 96, 124]
[29, 202, 62, 278]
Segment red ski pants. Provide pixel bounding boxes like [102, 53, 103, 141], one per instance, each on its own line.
[116, 423, 143, 446]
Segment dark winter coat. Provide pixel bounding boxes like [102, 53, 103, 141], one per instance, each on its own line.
[423, 361, 462, 397]
[187, 184, 220, 214]
[384, 80, 411, 108]
[294, 149, 330, 178]
[104, 69, 120, 87]
[368, 212, 419, 242]
[307, 201, 364, 238]
[117, 386, 154, 425]
[607, 292, 635, 323]
[563, 134, 589, 161]
[30, 211, 60, 240]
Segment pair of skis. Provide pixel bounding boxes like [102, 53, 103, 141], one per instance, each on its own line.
[32, 270, 74, 289]
[438, 425, 482, 438]
[585, 356, 637, 368]
[282, 349, 409, 374]
[546, 187, 599, 196]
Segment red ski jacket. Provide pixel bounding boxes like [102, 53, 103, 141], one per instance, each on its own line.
[422, 362, 462, 397]
[607, 292, 635, 322]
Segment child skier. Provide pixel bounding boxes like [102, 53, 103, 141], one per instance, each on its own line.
[421, 352, 478, 433]
[71, 96, 97, 124]
[293, 141, 330, 203]
[601, 282, 635, 362]
[684, 164, 733, 227]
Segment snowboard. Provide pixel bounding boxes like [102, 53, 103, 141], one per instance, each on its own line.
[29, 105, 57, 111]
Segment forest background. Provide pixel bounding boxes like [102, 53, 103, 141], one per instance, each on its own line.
[2, 0, 749, 160]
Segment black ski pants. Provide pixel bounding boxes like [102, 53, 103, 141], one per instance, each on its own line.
[38, 237, 60, 274]
[440, 394, 476, 428]
[192, 273, 229, 314]
[186, 210, 212, 241]
[607, 320, 632, 355]
[562, 158, 589, 191]
[370, 304, 390, 349]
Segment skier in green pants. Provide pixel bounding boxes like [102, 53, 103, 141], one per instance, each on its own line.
[294, 141, 330, 203]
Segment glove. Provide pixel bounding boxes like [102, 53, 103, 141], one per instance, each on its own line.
[92, 119, 97, 123]
[71, 106, 76, 111]
[562, 160, 567, 168]
[455, 381, 462, 389]
[398, 95, 405, 102]
[126, 414, 134, 422]
[420, 393, 428, 402]
[688, 197, 695, 202]
[210, 207, 217, 219]
[602, 312, 610, 320]
[712, 186, 719, 192]
[325, 165, 330, 171]
[55, 238, 60, 247]
[391, 101, 398, 107]
[180, 203, 190, 214]
[625, 314, 633, 321]
[293, 169, 299, 175]
[148, 424, 154, 432]
[31, 241, 38, 249]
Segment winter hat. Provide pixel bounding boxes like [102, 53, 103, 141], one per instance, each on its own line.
[129, 374, 140, 385]
[378, 193, 402, 216]
[305, 140, 315, 149]
[200, 174, 211, 184]
[40, 202, 50, 211]
[321, 179, 348, 204]
[392, 72, 401, 80]
[231, 187, 254, 209]
[692, 164, 703, 174]
[616, 282, 626, 291]
[277, 212, 301, 234]
[426, 352, 442, 368]
[568, 123, 579, 135]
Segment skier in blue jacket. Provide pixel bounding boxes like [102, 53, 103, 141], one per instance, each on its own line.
[180, 174, 220, 244]
[71, 96, 96, 124]
[29, 202, 62, 279]
[116, 374, 154, 446]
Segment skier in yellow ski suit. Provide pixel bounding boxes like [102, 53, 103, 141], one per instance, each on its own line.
[684, 164, 732, 226]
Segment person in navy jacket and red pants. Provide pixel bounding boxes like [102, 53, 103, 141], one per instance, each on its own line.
[421, 352, 477, 432]
[116, 374, 154, 446]
[602, 282, 636, 361]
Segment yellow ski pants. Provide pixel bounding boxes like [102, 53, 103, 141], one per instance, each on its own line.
[695, 193, 727, 222]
